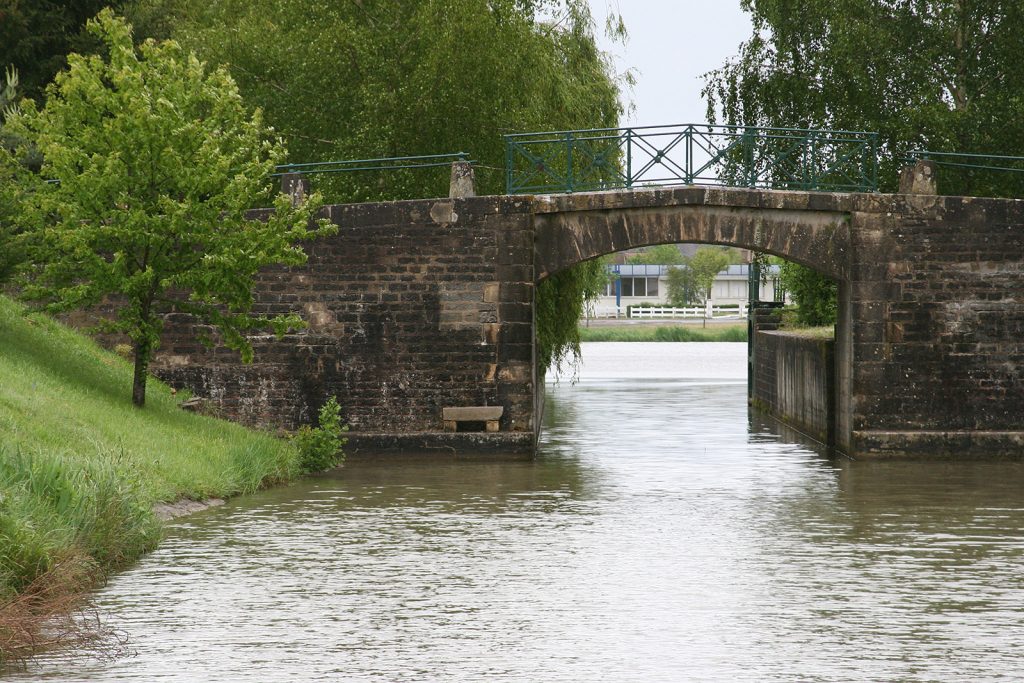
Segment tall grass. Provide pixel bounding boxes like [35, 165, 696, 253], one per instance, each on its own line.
[0, 294, 300, 665]
[578, 324, 748, 342]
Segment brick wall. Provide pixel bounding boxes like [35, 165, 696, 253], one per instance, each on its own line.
[152, 195, 537, 453]
[848, 195, 1024, 457]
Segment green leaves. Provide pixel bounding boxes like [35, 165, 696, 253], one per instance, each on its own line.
[8, 10, 335, 406]
[705, 0, 1024, 324]
[778, 261, 837, 327]
[704, 0, 1024, 196]
[294, 396, 348, 473]
[167, 0, 622, 198]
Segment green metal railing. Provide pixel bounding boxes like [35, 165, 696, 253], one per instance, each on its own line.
[505, 123, 879, 194]
[273, 152, 471, 177]
[272, 152, 473, 203]
[905, 150, 1024, 198]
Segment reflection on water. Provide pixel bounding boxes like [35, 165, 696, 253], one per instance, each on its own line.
[18, 343, 1024, 681]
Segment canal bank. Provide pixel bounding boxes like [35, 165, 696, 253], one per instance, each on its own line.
[0, 296, 307, 667]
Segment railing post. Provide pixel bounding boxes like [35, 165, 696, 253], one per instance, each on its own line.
[505, 137, 513, 194]
[281, 172, 310, 207]
[809, 131, 818, 190]
[625, 129, 633, 189]
[685, 125, 693, 184]
[566, 132, 574, 193]
[449, 160, 476, 198]
[744, 128, 756, 187]
[869, 134, 879, 191]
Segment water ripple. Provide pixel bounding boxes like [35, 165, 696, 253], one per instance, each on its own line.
[17, 343, 1024, 681]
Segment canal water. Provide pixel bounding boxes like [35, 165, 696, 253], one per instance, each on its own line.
[20, 343, 1024, 681]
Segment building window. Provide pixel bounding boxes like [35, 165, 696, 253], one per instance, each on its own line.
[610, 277, 660, 298]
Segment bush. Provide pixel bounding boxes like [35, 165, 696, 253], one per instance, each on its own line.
[778, 261, 837, 326]
[294, 397, 347, 473]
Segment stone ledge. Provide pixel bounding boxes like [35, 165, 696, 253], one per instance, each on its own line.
[442, 406, 504, 421]
[853, 430, 1024, 459]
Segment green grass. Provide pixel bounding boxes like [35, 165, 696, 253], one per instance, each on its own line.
[776, 325, 835, 339]
[578, 323, 748, 342]
[0, 294, 299, 623]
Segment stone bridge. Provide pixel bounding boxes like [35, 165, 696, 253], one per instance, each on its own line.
[154, 179, 1024, 459]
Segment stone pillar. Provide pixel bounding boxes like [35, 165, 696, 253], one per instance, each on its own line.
[898, 160, 937, 195]
[449, 160, 476, 198]
[281, 172, 310, 207]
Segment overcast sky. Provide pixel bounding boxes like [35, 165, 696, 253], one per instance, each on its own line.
[586, 1, 753, 128]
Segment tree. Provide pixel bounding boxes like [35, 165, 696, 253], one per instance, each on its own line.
[705, 0, 1024, 195]
[0, 66, 23, 282]
[665, 265, 698, 307]
[0, 1, 142, 102]
[626, 244, 686, 266]
[156, 0, 625, 198]
[148, 0, 626, 375]
[778, 259, 837, 327]
[5, 11, 334, 406]
[688, 247, 734, 302]
[705, 0, 1024, 326]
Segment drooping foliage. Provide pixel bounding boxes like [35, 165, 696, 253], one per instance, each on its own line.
[147, 0, 625, 199]
[704, 0, 1024, 325]
[4, 11, 334, 406]
[536, 258, 608, 376]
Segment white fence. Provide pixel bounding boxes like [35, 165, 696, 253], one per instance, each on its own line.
[587, 302, 748, 320]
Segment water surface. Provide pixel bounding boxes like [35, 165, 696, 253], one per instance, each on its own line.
[21, 342, 1024, 681]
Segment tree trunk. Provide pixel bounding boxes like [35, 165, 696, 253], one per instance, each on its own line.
[132, 340, 150, 407]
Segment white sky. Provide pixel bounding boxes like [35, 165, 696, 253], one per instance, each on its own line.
[586, 1, 753, 127]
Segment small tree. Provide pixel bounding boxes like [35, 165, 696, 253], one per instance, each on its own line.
[688, 247, 733, 302]
[665, 265, 697, 307]
[5, 10, 335, 406]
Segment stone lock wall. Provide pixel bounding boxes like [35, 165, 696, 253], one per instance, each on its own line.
[152, 196, 538, 453]
[750, 307, 836, 447]
[847, 194, 1024, 457]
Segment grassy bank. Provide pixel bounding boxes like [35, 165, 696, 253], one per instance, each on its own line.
[0, 294, 300, 665]
[578, 323, 747, 342]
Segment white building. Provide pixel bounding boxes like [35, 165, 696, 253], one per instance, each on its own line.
[593, 263, 784, 316]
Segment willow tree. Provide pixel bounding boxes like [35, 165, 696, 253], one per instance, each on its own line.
[142, 0, 626, 374]
[6, 11, 333, 406]
[155, 0, 624, 195]
[705, 0, 1024, 323]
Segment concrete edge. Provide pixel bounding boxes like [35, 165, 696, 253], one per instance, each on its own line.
[345, 431, 535, 457]
[853, 430, 1024, 459]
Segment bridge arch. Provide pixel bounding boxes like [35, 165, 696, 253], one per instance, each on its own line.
[532, 186, 852, 283]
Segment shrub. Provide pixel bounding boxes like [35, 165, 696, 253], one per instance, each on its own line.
[294, 397, 347, 473]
